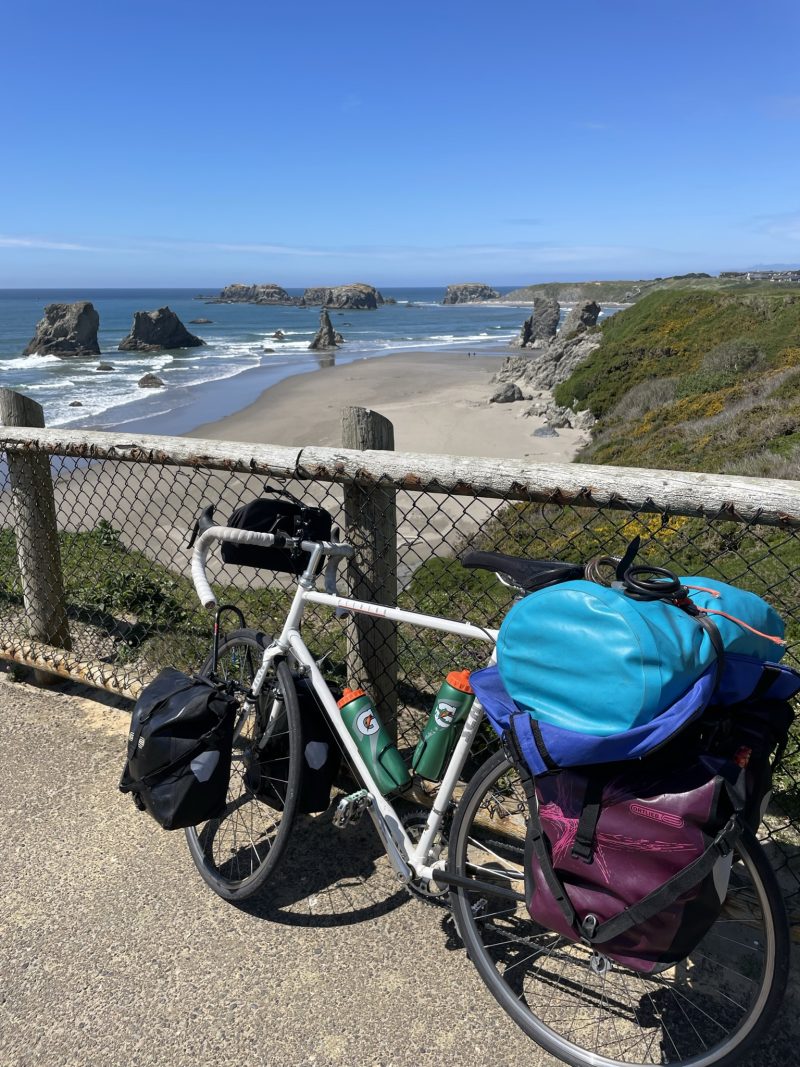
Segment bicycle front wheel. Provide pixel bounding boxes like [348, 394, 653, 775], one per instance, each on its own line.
[448, 749, 790, 1067]
[185, 628, 302, 902]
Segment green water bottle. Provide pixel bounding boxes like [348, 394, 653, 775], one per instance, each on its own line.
[336, 688, 412, 796]
[411, 670, 476, 782]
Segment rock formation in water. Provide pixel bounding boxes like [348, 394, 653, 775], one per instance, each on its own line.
[209, 282, 385, 309]
[309, 309, 340, 350]
[214, 283, 296, 305]
[23, 301, 100, 357]
[442, 283, 500, 304]
[514, 295, 561, 347]
[301, 284, 385, 309]
[327, 284, 385, 308]
[299, 287, 329, 306]
[138, 373, 165, 388]
[119, 308, 205, 351]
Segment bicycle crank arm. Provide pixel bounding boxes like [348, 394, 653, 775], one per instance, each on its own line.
[428, 866, 526, 904]
[364, 795, 413, 885]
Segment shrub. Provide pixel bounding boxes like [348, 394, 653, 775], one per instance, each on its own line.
[675, 369, 737, 398]
[701, 338, 766, 376]
[610, 378, 677, 421]
[722, 446, 800, 479]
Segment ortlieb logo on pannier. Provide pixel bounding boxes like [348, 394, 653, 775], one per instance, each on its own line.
[471, 566, 799, 974]
[119, 668, 238, 831]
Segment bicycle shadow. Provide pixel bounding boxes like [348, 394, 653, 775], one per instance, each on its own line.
[232, 805, 409, 928]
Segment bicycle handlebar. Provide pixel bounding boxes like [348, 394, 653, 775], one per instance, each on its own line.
[191, 526, 354, 610]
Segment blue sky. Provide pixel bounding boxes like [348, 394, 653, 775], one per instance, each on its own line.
[1, 0, 799, 287]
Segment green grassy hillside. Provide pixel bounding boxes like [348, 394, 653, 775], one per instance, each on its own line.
[502, 274, 797, 305]
[553, 289, 800, 476]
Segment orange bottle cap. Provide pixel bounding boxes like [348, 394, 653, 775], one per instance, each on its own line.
[337, 687, 366, 708]
[446, 670, 473, 694]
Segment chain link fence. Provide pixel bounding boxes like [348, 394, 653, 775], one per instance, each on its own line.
[1, 423, 799, 904]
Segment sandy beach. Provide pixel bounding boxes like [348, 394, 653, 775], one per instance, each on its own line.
[188, 348, 587, 463]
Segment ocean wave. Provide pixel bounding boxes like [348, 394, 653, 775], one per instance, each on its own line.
[102, 407, 175, 427]
[0, 353, 63, 370]
[180, 362, 272, 390]
[24, 379, 77, 391]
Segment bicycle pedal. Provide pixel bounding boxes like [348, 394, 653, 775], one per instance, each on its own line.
[333, 789, 370, 828]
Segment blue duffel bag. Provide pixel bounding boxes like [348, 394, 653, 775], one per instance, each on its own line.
[492, 575, 786, 738]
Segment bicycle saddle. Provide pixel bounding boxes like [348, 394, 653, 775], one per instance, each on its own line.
[460, 549, 584, 592]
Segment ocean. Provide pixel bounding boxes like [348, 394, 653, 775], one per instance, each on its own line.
[0, 287, 562, 436]
[0, 288, 539, 433]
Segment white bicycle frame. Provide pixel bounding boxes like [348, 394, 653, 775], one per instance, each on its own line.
[192, 525, 498, 889]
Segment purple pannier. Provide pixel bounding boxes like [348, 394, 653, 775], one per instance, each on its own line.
[524, 753, 736, 973]
[471, 658, 799, 974]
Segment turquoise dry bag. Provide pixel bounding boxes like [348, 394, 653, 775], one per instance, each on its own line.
[496, 576, 784, 736]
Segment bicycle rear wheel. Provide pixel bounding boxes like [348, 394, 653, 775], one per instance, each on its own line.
[185, 628, 302, 902]
[448, 750, 790, 1067]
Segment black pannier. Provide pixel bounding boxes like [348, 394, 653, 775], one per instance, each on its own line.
[221, 494, 332, 574]
[119, 668, 237, 830]
[257, 677, 343, 814]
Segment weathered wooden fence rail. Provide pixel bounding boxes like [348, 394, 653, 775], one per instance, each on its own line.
[2, 424, 798, 522]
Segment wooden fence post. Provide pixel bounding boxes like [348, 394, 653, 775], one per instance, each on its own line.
[341, 407, 398, 738]
[0, 390, 71, 679]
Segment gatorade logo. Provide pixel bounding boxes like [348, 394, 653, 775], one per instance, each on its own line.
[356, 710, 380, 736]
[434, 700, 457, 729]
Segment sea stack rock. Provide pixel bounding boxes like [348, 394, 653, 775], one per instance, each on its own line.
[309, 309, 339, 350]
[138, 373, 165, 388]
[561, 300, 601, 338]
[515, 295, 561, 347]
[214, 283, 295, 305]
[299, 286, 329, 306]
[24, 301, 100, 357]
[324, 284, 384, 309]
[442, 283, 500, 304]
[119, 307, 205, 351]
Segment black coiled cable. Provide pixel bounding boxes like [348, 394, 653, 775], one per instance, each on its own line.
[622, 565, 687, 602]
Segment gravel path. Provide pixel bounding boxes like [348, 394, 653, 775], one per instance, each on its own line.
[0, 671, 560, 1067]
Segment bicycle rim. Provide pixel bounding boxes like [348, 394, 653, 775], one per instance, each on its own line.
[185, 629, 302, 902]
[449, 750, 789, 1067]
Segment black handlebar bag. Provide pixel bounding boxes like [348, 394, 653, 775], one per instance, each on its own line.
[221, 495, 332, 574]
[119, 668, 237, 830]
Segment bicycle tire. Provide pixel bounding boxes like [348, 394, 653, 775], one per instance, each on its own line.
[448, 749, 790, 1067]
[184, 628, 302, 902]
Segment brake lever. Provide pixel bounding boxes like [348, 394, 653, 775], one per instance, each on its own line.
[187, 504, 216, 549]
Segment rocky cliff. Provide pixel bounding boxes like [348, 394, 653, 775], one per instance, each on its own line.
[561, 300, 601, 338]
[442, 283, 500, 304]
[24, 302, 100, 357]
[119, 307, 205, 351]
[491, 317, 602, 432]
[513, 295, 561, 347]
